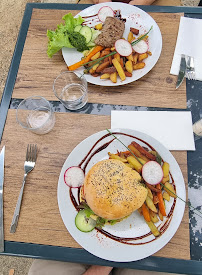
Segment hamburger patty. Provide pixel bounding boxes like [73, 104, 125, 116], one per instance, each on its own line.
[95, 17, 125, 48]
[84, 159, 147, 220]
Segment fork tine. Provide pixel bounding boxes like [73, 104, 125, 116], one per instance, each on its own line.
[26, 144, 30, 161]
[33, 145, 37, 162]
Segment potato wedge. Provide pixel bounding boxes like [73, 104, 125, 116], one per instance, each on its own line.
[91, 51, 101, 61]
[164, 182, 177, 198]
[146, 196, 157, 213]
[127, 156, 142, 173]
[162, 175, 170, 184]
[146, 221, 160, 237]
[108, 152, 127, 163]
[146, 187, 153, 200]
[125, 60, 133, 74]
[133, 53, 139, 64]
[127, 31, 134, 43]
[149, 210, 159, 223]
[163, 191, 170, 202]
[110, 72, 117, 83]
[138, 53, 148, 62]
[158, 209, 163, 221]
[133, 62, 145, 70]
[112, 59, 126, 81]
[100, 73, 110, 79]
[126, 54, 133, 62]
[114, 53, 121, 63]
[162, 162, 170, 178]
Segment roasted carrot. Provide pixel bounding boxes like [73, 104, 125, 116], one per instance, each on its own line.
[156, 184, 166, 216]
[131, 141, 156, 161]
[68, 46, 104, 71]
[142, 203, 151, 222]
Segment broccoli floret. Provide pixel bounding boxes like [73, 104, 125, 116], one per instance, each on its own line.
[68, 32, 89, 52]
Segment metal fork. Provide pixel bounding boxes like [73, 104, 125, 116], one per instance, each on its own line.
[10, 144, 37, 233]
[186, 56, 196, 80]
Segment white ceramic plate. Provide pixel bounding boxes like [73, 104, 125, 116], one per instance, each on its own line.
[62, 3, 162, 86]
[57, 129, 186, 262]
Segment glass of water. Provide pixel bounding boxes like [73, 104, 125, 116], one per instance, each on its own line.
[53, 71, 88, 111]
[16, 96, 55, 135]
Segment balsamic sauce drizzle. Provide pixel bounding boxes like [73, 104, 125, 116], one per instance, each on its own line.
[69, 132, 177, 245]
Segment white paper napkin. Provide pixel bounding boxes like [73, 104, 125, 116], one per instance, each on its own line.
[111, 111, 195, 151]
[170, 16, 202, 81]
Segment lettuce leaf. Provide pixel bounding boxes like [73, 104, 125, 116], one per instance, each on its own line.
[47, 13, 84, 58]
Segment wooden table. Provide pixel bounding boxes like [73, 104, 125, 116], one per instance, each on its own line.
[0, 3, 202, 274]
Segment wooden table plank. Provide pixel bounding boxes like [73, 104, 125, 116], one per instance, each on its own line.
[12, 10, 186, 109]
[2, 110, 190, 260]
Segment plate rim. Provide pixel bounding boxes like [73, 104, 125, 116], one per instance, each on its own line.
[57, 128, 186, 262]
[62, 3, 163, 86]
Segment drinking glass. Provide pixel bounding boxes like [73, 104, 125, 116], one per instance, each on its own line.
[16, 96, 55, 135]
[53, 71, 88, 111]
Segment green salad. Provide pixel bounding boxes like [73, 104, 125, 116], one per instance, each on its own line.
[47, 13, 100, 58]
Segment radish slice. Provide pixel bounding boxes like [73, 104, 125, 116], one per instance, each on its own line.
[132, 40, 148, 54]
[115, 39, 132, 57]
[98, 6, 114, 23]
[142, 161, 163, 185]
[64, 166, 84, 188]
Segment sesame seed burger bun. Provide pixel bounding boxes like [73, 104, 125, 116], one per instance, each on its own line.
[84, 159, 148, 220]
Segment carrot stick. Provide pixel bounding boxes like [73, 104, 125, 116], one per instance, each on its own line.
[156, 184, 166, 216]
[68, 46, 104, 71]
[142, 203, 151, 222]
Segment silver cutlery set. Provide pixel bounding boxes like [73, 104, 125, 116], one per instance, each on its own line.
[176, 55, 196, 89]
[0, 144, 37, 252]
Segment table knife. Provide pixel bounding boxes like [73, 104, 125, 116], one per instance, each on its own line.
[0, 146, 5, 253]
[176, 54, 186, 89]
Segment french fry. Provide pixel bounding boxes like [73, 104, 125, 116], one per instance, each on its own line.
[133, 62, 145, 70]
[164, 182, 177, 198]
[108, 152, 127, 162]
[149, 210, 159, 223]
[127, 156, 142, 173]
[96, 61, 110, 73]
[91, 51, 101, 60]
[114, 53, 121, 63]
[100, 73, 110, 79]
[163, 191, 170, 202]
[125, 60, 133, 74]
[127, 31, 134, 43]
[146, 221, 160, 237]
[110, 72, 117, 83]
[162, 162, 169, 178]
[146, 196, 157, 213]
[112, 58, 126, 81]
[138, 53, 148, 62]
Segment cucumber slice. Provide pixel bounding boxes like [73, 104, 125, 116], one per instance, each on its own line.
[74, 25, 82, 32]
[79, 26, 92, 43]
[75, 210, 96, 232]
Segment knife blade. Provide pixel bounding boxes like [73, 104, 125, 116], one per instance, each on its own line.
[0, 146, 5, 253]
[176, 54, 186, 89]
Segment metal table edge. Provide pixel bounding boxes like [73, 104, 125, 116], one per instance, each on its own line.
[0, 3, 202, 272]
[1, 241, 201, 275]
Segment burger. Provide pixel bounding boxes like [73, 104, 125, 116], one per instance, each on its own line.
[75, 159, 147, 232]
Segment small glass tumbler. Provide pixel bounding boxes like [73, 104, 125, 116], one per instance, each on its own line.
[16, 96, 55, 135]
[53, 71, 88, 111]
